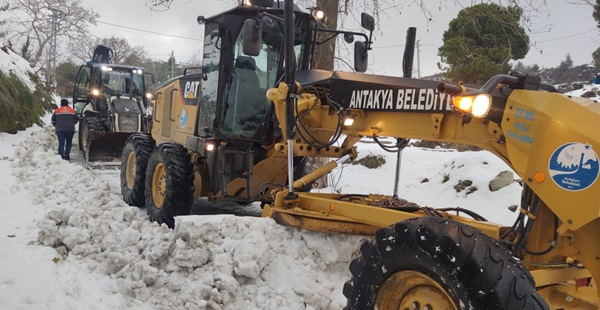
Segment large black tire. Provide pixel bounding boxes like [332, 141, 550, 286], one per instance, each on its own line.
[343, 217, 548, 310]
[78, 120, 84, 151]
[144, 144, 194, 228]
[120, 134, 155, 207]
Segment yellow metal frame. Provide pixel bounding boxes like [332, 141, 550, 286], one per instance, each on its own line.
[263, 83, 600, 309]
[152, 74, 600, 308]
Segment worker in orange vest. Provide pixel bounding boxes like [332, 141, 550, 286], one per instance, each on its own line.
[51, 99, 79, 160]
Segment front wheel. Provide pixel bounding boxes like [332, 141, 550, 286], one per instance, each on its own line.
[79, 116, 107, 161]
[343, 216, 549, 310]
[78, 120, 84, 151]
[144, 144, 194, 228]
[120, 134, 155, 207]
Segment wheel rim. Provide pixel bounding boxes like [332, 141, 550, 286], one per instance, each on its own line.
[376, 270, 458, 310]
[151, 162, 166, 208]
[125, 151, 136, 189]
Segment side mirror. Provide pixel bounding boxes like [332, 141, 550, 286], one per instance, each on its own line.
[242, 19, 261, 56]
[354, 41, 368, 73]
[361, 13, 375, 31]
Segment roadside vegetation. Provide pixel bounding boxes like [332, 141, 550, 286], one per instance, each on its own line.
[0, 67, 53, 133]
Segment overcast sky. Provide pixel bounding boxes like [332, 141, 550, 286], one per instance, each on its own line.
[80, 0, 599, 77]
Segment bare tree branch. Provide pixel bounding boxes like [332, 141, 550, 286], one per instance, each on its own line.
[6, 0, 98, 66]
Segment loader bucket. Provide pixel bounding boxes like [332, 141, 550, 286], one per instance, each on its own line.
[84, 131, 133, 163]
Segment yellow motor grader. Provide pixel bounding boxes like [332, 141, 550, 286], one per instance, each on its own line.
[120, 0, 599, 308]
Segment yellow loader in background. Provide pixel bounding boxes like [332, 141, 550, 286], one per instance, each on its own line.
[73, 45, 155, 163]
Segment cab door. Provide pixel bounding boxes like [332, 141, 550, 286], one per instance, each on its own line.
[159, 83, 176, 140]
[73, 65, 92, 113]
[218, 31, 279, 142]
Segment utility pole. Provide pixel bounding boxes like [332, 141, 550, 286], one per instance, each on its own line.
[170, 51, 174, 79]
[48, 8, 63, 91]
[416, 40, 421, 79]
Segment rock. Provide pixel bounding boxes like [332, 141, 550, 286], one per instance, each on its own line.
[489, 170, 515, 192]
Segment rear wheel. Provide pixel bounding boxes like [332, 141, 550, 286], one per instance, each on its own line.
[144, 144, 194, 228]
[120, 134, 155, 207]
[343, 216, 548, 310]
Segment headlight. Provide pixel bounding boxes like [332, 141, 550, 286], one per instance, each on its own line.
[314, 9, 325, 20]
[91, 89, 100, 96]
[145, 92, 153, 99]
[453, 94, 491, 118]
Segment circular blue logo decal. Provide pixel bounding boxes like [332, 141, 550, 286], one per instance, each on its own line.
[180, 108, 188, 128]
[549, 142, 599, 191]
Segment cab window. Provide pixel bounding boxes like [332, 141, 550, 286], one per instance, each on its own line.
[221, 20, 282, 138]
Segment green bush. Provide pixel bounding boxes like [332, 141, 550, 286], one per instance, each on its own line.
[0, 71, 52, 133]
[352, 154, 386, 169]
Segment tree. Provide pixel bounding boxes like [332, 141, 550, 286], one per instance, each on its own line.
[593, 48, 600, 69]
[54, 60, 79, 97]
[145, 0, 553, 75]
[312, 0, 339, 71]
[438, 3, 529, 84]
[145, 0, 395, 71]
[592, 0, 600, 68]
[594, 0, 600, 28]
[6, 0, 97, 67]
[555, 54, 575, 83]
[69, 35, 149, 66]
[183, 51, 203, 67]
[513, 61, 540, 75]
[0, 1, 8, 40]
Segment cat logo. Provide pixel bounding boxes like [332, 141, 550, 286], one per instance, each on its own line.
[184, 80, 200, 99]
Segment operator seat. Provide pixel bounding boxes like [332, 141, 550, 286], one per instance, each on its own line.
[228, 56, 268, 133]
[234, 56, 260, 90]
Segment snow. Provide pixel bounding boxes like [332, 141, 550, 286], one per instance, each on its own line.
[0, 47, 37, 91]
[564, 83, 600, 99]
[3, 41, 592, 310]
[0, 118, 524, 309]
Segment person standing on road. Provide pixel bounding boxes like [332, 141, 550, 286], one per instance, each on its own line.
[51, 99, 79, 160]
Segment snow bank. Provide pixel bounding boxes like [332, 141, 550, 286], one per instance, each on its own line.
[564, 83, 599, 98]
[0, 46, 36, 91]
[13, 127, 363, 309]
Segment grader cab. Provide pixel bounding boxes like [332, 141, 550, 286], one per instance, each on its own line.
[120, 1, 600, 309]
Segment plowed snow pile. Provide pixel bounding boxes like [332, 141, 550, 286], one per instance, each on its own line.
[13, 127, 363, 309]
[8, 119, 524, 309]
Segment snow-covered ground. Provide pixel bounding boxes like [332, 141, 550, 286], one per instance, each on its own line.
[0, 44, 594, 309]
[0, 112, 525, 309]
[563, 82, 600, 98]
